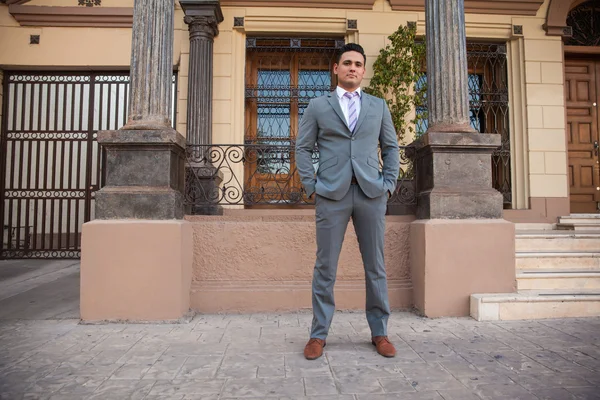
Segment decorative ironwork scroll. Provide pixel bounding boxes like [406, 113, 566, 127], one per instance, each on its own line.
[0, 72, 177, 259]
[78, 0, 101, 6]
[566, 1, 600, 46]
[184, 144, 416, 209]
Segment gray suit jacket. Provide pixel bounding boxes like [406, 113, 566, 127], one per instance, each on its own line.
[295, 90, 400, 201]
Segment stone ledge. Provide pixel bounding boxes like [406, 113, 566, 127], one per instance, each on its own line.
[97, 128, 186, 149]
[191, 279, 412, 312]
[412, 131, 501, 152]
[186, 212, 416, 222]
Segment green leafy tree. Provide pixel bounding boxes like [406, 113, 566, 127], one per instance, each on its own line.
[365, 23, 426, 144]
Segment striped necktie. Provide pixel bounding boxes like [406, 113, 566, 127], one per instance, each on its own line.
[344, 91, 359, 132]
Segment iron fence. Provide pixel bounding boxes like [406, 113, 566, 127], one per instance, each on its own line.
[0, 71, 177, 258]
[184, 143, 416, 212]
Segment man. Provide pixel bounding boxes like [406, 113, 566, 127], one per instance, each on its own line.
[295, 43, 400, 360]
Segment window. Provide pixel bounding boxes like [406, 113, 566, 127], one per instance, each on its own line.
[416, 42, 512, 207]
[244, 37, 342, 204]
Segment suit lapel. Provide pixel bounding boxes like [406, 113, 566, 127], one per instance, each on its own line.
[353, 93, 371, 135]
[327, 92, 350, 133]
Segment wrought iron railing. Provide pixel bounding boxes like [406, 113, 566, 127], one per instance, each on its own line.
[184, 144, 416, 212]
[415, 42, 512, 207]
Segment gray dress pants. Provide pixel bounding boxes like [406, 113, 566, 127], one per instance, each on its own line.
[310, 183, 390, 339]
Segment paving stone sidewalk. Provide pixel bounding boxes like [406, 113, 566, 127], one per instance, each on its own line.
[0, 312, 599, 400]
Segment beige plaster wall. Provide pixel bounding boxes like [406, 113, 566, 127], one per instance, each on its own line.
[187, 211, 413, 312]
[515, 13, 568, 200]
[211, 0, 568, 214]
[0, 4, 131, 68]
[0, 0, 570, 216]
[0, 1, 186, 134]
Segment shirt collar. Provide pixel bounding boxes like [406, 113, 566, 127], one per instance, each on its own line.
[336, 86, 362, 99]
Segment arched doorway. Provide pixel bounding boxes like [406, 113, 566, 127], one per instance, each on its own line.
[563, 1, 600, 212]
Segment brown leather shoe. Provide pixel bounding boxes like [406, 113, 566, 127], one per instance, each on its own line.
[372, 336, 396, 358]
[304, 338, 326, 360]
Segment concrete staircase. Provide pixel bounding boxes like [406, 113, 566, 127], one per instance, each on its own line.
[557, 214, 600, 231]
[471, 215, 600, 321]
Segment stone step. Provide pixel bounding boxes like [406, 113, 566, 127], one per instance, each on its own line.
[470, 290, 600, 321]
[560, 213, 600, 221]
[515, 223, 555, 231]
[557, 223, 600, 231]
[516, 270, 600, 290]
[516, 252, 600, 270]
[516, 232, 600, 252]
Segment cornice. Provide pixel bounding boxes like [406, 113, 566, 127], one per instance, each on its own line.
[220, 0, 376, 10]
[388, 0, 545, 16]
[8, 5, 133, 27]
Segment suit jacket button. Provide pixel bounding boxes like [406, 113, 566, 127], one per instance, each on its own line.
[352, 156, 355, 159]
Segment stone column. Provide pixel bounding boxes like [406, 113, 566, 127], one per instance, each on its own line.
[408, 0, 516, 318]
[183, 11, 221, 145]
[94, 0, 185, 220]
[425, 0, 473, 133]
[81, 0, 192, 322]
[181, 0, 224, 215]
[123, 0, 175, 131]
[414, 0, 503, 220]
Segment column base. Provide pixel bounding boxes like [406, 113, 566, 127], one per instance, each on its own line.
[410, 219, 516, 317]
[417, 188, 504, 219]
[97, 128, 186, 220]
[95, 187, 184, 219]
[80, 220, 192, 322]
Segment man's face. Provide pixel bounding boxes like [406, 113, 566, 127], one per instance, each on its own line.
[334, 50, 365, 91]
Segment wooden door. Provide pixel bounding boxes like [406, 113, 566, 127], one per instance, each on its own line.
[565, 59, 600, 213]
[244, 49, 334, 206]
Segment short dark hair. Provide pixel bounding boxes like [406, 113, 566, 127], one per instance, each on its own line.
[336, 43, 366, 64]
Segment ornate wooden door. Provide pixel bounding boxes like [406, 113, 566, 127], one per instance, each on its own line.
[244, 38, 338, 206]
[565, 59, 600, 213]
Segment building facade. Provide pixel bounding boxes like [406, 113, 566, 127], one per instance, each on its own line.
[0, 0, 597, 317]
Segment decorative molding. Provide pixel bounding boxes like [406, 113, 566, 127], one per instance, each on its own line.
[564, 45, 600, 55]
[564, 25, 574, 37]
[545, 0, 581, 37]
[414, 20, 513, 40]
[512, 25, 523, 36]
[29, 34, 39, 44]
[233, 16, 244, 27]
[389, 0, 545, 15]
[8, 5, 133, 27]
[347, 19, 357, 30]
[184, 15, 219, 38]
[564, 1, 598, 45]
[0, 0, 31, 4]
[78, 0, 101, 6]
[220, 0, 376, 9]
[237, 15, 348, 34]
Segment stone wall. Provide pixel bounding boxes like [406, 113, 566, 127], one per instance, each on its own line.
[187, 211, 414, 312]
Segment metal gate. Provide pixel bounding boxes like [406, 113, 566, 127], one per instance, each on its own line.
[0, 72, 141, 259]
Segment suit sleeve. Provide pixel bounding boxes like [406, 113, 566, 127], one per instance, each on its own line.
[295, 99, 318, 197]
[379, 99, 400, 197]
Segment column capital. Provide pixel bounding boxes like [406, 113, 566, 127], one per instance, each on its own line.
[180, 0, 224, 37]
[184, 15, 219, 38]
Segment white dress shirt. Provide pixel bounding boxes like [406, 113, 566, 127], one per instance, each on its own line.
[336, 86, 362, 128]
